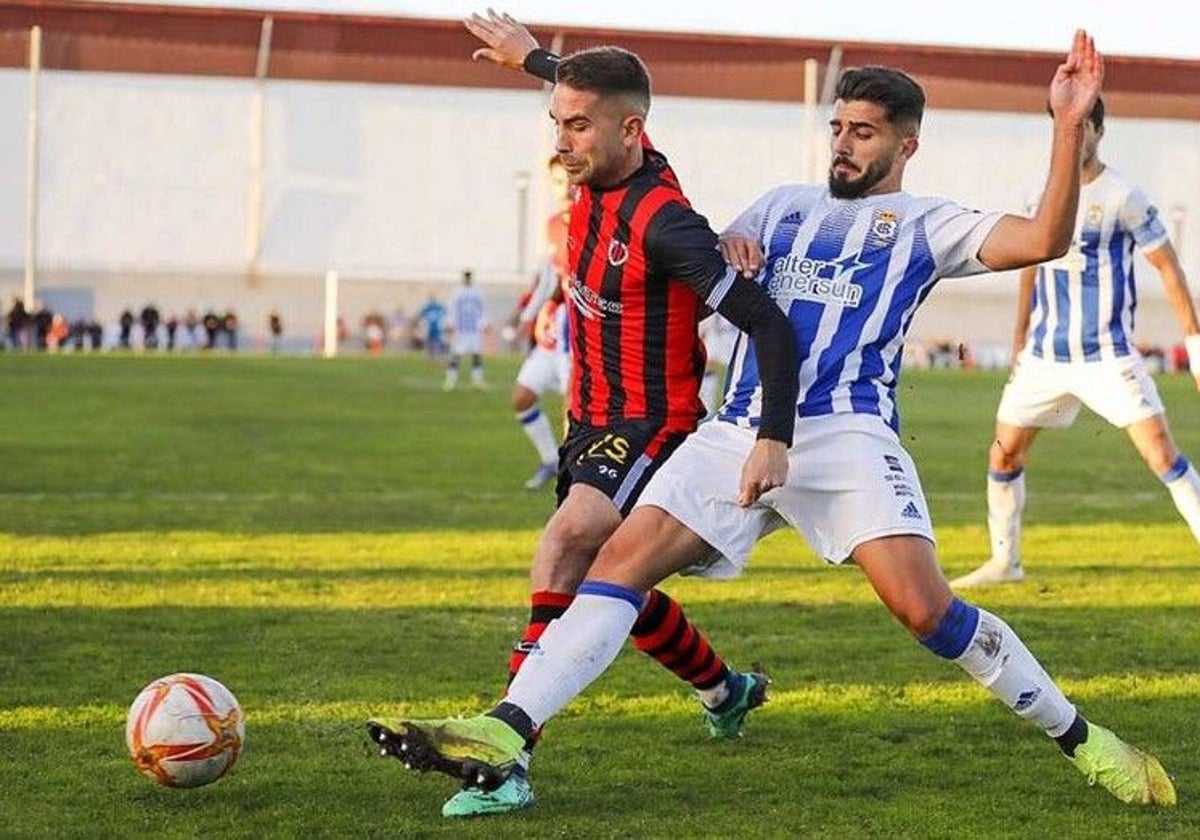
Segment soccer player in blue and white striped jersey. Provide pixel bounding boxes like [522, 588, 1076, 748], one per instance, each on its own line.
[379, 31, 1177, 809]
[444, 269, 488, 390]
[954, 96, 1200, 588]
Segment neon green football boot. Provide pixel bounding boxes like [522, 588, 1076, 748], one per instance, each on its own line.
[1069, 722, 1176, 806]
[367, 715, 525, 791]
[442, 773, 535, 818]
[702, 671, 770, 739]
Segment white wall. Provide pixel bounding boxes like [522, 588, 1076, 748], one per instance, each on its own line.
[1, 68, 1197, 343]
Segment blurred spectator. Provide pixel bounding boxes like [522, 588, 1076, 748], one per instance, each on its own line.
[47, 313, 70, 351]
[223, 310, 239, 351]
[184, 309, 199, 350]
[363, 310, 386, 355]
[118, 309, 135, 349]
[140, 303, 161, 350]
[268, 310, 284, 354]
[32, 303, 52, 350]
[415, 294, 447, 358]
[165, 313, 179, 351]
[202, 310, 221, 349]
[6, 296, 28, 350]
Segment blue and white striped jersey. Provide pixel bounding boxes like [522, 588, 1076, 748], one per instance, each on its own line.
[449, 286, 486, 336]
[1025, 167, 1168, 362]
[719, 185, 1001, 434]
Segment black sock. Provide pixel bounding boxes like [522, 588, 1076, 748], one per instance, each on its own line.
[1054, 713, 1089, 757]
[487, 702, 535, 742]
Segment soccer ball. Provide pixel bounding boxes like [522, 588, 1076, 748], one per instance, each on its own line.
[125, 672, 245, 788]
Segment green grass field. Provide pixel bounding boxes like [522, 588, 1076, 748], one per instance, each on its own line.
[2, 353, 1198, 838]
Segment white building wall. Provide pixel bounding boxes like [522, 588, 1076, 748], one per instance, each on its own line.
[0, 68, 1196, 347]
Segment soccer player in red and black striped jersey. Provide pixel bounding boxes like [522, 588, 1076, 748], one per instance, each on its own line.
[366, 13, 799, 818]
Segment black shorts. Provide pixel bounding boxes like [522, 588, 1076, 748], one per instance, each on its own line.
[556, 419, 691, 516]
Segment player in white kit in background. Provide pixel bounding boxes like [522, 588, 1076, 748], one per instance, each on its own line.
[953, 96, 1200, 587]
[380, 32, 1176, 808]
[513, 264, 572, 489]
[444, 269, 488, 390]
[512, 155, 575, 489]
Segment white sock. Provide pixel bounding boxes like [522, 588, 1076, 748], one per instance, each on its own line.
[987, 469, 1025, 570]
[505, 586, 642, 728]
[471, 362, 484, 385]
[696, 679, 731, 710]
[1161, 456, 1200, 545]
[517, 407, 558, 465]
[953, 606, 1076, 736]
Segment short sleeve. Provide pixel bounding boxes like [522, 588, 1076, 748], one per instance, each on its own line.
[1120, 185, 1169, 253]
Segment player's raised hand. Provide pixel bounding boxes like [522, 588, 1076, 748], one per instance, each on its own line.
[737, 439, 788, 507]
[718, 234, 764, 278]
[1048, 29, 1104, 126]
[463, 8, 539, 70]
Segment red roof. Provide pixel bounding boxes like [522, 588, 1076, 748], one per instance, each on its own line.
[1, 1, 1197, 118]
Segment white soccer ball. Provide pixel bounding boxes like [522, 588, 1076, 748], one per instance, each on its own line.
[125, 672, 245, 788]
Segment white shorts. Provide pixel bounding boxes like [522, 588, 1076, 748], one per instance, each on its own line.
[635, 414, 935, 577]
[516, 347, 570, 396]
[451, 332, 483, 356]
[996, 351, 1164, 429]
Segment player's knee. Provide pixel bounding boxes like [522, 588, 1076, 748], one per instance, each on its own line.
[1142, 443, 1180, 477]
[891, 596, 946, 639]
[512, 392, 536, 412]
[989, 439, 1025, 473]
[591, 532, 649, 583]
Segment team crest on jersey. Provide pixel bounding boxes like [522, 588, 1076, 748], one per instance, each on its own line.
[1083, 204, 1104, 230]
[870, 209, 899, 245]
[607, 239, 629, 267]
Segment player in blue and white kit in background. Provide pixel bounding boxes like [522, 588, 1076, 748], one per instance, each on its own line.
[953, 96, 1200, 587]
[698, 312, 738, 416]
[444, 269, 488, 390]
[382, 32, 1176, 808]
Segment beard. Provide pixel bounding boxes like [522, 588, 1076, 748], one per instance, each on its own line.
[828, 156, 890, 199]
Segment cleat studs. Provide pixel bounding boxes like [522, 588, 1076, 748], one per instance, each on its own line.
[399, 742, 408, 752]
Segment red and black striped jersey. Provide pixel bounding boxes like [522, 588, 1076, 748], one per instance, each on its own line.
[565, 147, 733, 433]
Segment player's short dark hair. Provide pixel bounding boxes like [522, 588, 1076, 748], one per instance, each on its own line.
[1046, 95, 1104, 130]
[835, 66, 925, 132]
[556, 46, 651, 114]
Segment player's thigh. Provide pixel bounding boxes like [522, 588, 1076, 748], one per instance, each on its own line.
[516, 349, 556, 396]
[451, 333, 481, 356]
[532, 483, 622, 591]
[770, 419, 935, 564]
[633, 420, 785, 580]
[851, 534, 951, 637]
[1075, 355, 1165, 428]
[590, 505, 714, 592]
[557, 419, 690, 517]
[1125, 413, 1179, 475]
[995, 355, 1080, 429]
[990, 421, 1042, 470]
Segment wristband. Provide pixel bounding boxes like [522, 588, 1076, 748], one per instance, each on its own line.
[1186, 334, 1200, 377]
[522, 49, 560, 84]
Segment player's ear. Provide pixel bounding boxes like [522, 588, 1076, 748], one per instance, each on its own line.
[900, 134, 919, 162]
[622, 114, 645, 147]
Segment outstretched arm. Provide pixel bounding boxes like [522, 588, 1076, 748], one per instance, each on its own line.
[978, 30, 1104, 271]
[463, 9, 559, 83]
[1145, 242, 1200, 391]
